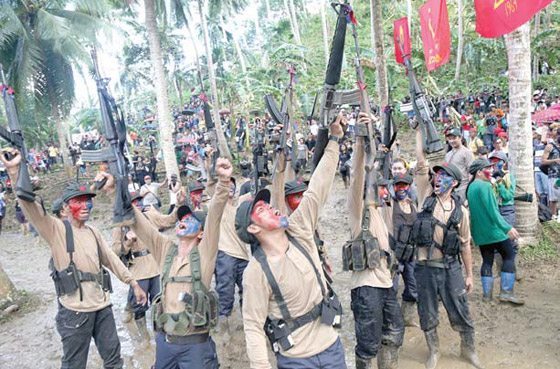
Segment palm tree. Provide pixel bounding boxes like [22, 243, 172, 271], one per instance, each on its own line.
[144, 0, 180, 176]
[504, 23, 538, 244]
[0, 262, 16, 304]
[0, 1, 111, 173]
[370, 0, 389, 107]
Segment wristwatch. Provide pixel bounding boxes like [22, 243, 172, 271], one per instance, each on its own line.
[328, 135, 341, 143]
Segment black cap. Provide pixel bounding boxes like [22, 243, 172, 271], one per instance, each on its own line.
[284, 180, 307, 196]
[177, 205, 207, 229]
[61, 182, 96, 203]
[188, 181, 205, 192]
[445, 127, 462, 137]
[392, 173, 413, 185]
[468, 158, 493, 175]
[52, 198, 63, 215]
[235, 189, 271, 244]
[432, 163, 463, 184]
[131, 193, 144, 203]
[488, 151, 508, 163]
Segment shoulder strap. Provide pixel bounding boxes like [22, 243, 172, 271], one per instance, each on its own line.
[86, 225, 103, 269]
[189, 246, 204, 292]
[286, 234, 327, 298]
[253, 247, 292, 322]
[422, 195, 437, 214]
[446, 196, 463, 228]
[161, 244, 179, 286]
[63, 220, 74, 263]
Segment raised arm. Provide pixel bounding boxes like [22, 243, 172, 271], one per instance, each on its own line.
[348, 136, 366, 238]
[414, 127, 432, 206]
[130, 207, 169, 265]
[92, 227, 134, 285]
[270, 153, 288, 215]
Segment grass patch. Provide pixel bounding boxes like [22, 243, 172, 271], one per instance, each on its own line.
[520, 222, 560, 261]
[0, 289, 41, 324]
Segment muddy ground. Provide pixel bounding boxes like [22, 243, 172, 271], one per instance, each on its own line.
[0, 178, 559, 369]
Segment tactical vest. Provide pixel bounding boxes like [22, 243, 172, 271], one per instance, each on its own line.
[49, 221, 113, 301]
[313, 229, 332, 284]
[152, 245, 218, 336]
[391, 201, 417, 263]
[411, 194, 463, 262]
[342, 207, 393, 272]
[256, 234, 342, 353]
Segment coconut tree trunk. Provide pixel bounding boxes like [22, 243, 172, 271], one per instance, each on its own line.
[504, 23, 538, 244]
[288, 0, 302, 45]
[320, 1, 329, 67]
[264, 0, 271, 19]
[175, 0, 204, 86]
[370, 0, 389, 108]
[198, 0, 232, 160]
[406, 0, 412, 32]
[144, 0, 179, 176]
[454, 0, 464, 80]
[532, 12, 541, 81]
[0, 262, 16, 303]
[283, 0, 301, 45]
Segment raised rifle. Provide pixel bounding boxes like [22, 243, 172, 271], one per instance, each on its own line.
[399, 44, 444, 154]
[311, 1, 361, 173]
[376, 104, 398, 180]
[201, 93, 219, 179]
[87, 49, 134, 224]
[0, 64, 35, 202]
[264, 65, 296, 179]
[252, 124, 267, 194]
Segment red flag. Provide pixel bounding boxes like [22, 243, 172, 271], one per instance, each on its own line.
[419, 0, 451, 72]
[475, 0, 552, 38]
[393, 17, 411, 65]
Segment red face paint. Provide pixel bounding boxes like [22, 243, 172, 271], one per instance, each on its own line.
[482, 167, 493, 180]
[250, 200, 289, 231]
[67, 195, 93, 220]
[286, 192, 303, 212]
[190, 190, 203, 209]
[379, 186, 390, 201]
[394, 183, 410, 192]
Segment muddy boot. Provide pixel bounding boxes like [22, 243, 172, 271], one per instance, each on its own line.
[377, 344, 399, 369]
[498, 272, 524, 306]
[481, 276, 494, 302]
[216, 315, 230, 334]
[135, 317, 151, 347]
[355, 355, 372, 369]
[402, 301, 419, 327]
[460, 331, 483, 369]
[122, 305, 133, 324]
[424, 328, 439, 369]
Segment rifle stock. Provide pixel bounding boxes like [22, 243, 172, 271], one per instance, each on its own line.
[0, 65, 35, 202]
[91, 49, 134, 224]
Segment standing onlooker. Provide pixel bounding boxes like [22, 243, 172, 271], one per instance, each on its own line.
[339, 143, 352, 189]
[295, 137, 309, 175]
[139, 175, 166, 209]
[533, 127, 549, 205]
[540, 123, 560, 217]
[167, 173, 181, 214]
[444, 128, 474, 203]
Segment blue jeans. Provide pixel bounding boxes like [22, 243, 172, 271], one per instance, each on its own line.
[276, 337, 347, 369]
[392, 259, 418, 302]
[155, 333, 219, 369]
[415, 260, 474, 333]
[214, 250, 248, 316]
[350, 286, 405, 360]
[535, 171, 549, 197]
[128, 275, 161, 320]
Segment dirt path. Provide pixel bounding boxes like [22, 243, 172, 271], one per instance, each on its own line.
[1, 179, 559, 368]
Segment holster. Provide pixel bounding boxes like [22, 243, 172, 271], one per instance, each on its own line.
[320, 293, 342, 328]
[190, 289, 219, 328]
[264, 319, 294, 352]
[99, 267, 113, 293]
[50, 263, 81, 297]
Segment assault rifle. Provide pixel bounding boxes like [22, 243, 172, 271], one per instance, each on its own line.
[0, 64, 35, 202]
[264, 65, 297, 178]
[201, 93, 219, 179]
[311, 1, 361, 173]
[399, 45, 443, 154]
[86, 49, 134, 224]
[376, 105, 398, 180]
[252, 125, 267, 194]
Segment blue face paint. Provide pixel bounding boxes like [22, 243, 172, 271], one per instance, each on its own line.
[434, 172, 454, 195]
[495, 161, 504, 171]
[85, 199, 93, 211]
[175, 215, 202, 238]
[395, 189, 410, 201]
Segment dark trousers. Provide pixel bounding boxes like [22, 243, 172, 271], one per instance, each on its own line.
[154, 333, 219, 369]
[479, 239, 516, 276]
[128, 275, 161, 320]
[415, 260, 474, 333]
[350, 286, 405, 360]
[392, 259, 418, 302]
[276, 337, 347, 369]
[55, 304, 123, 369]
[214, 250, 248, 316]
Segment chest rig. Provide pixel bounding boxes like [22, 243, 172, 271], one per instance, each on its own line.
[152, 245, 218, 336]
[391, 201, 418, 263]
[255, 234, 342, 353]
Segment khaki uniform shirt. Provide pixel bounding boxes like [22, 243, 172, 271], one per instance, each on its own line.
[414, 162, 471, 261]
[143, 206, 178, 230]
[19, 201, 134, 312]
[348, 138, 393, 290]
[130, 179, 230, 332]
[111, 227, 160, 280]
[218, 195, 252, 261]
[242, 140, 340, 369]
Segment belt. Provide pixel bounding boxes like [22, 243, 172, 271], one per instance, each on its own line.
[132, 250, 150, 258]
[416, 259, 445, 268]
[164, 332, 209, 345]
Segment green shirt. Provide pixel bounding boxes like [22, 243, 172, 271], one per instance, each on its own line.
[467, 179, 512, 246]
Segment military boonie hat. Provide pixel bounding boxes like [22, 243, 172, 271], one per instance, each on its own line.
[284, 180, 307, 196]
[177, 205, 207, 230]
[432, 162, 462, 184]
[235, 188, 271, 244]
[61, 182, 96, 203]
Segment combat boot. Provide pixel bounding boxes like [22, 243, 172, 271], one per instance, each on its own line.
[122, 305, 133, 324]
[401, 300, 419, 327]
[498, 272, 524, 305]
[481, 276, 494, 302]
[135, 317, 151, 347]
[377, 344, 399, 369]
[355, 355, 372, 369]
[460, 331, 484, 369]
[424, 328, 439, 369]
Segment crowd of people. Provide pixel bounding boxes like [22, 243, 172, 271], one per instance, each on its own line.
[1, 83, 558, 369]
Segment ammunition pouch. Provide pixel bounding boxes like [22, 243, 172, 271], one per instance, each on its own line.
[442, 228, 461, 257]
[342, 229, 381, 271]
[392, 224, 415, 263]
[411, 216, 436, 248]
[119, 251, 132, 268]
[49, 259, 112, 298]
[132, 249, 150, 258]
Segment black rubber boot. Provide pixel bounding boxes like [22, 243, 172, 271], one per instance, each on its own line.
[355, 355, 372, 369]
[424, 328, 439, 369]
[377, 344, 399, 369]
[402, 300, 420, 327]
[460, 331, 484, 369]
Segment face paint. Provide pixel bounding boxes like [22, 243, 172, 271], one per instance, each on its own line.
[68, 196, 93, 220]
[286, 192, 303, 212]
[175, 214, 202, 238]
[190, 190, 203, 209]
[395, 189, 410, 201]
[250, 200, 289, 231]
[482, 167, 493, 180]
[378, 186, 390, 202]
[434, 171, 454, 195]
